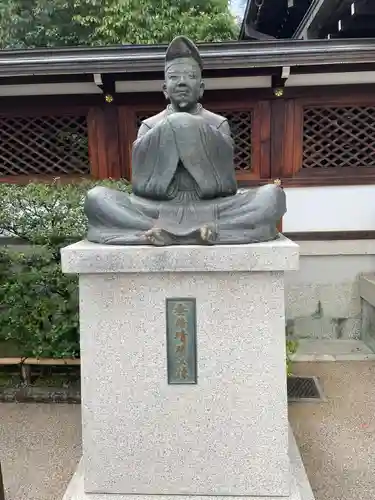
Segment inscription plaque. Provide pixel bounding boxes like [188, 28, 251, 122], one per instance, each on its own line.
[166, 298, 197, 385]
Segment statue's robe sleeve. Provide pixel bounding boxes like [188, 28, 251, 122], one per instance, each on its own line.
[131, 113, 237, 200]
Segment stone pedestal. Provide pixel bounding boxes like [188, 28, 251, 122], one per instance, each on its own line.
[61, 237, 314, 500]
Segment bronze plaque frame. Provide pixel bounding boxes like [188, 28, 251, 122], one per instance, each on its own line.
[166, 298, 197, 385]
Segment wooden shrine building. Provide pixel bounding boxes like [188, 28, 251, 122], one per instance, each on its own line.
[241, 0, 375, 40]
[1, 1, 375, 236]
[1, 38, 375, 189]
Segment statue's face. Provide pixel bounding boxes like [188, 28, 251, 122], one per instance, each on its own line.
[163, 57, 204, 111]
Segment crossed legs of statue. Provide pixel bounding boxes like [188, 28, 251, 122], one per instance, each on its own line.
[212, 183, 285, 244]
[142, 183, 285, 245]
[85, 183, 285, 245]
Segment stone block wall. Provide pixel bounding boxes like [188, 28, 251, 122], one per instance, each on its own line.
[361, 300, 375, 351]
[359, 274, 375, 351]
[285, 240, 375, 341]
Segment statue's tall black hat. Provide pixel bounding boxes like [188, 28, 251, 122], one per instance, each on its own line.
[165, 35, 203, 70]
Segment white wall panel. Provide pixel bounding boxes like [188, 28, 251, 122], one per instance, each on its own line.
[283, 185, 375, 232]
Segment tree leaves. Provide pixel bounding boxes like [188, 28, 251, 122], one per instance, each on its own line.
[0, 178, 129, 247]
[0, 0, 239, 48]
[0, 179, 130, 358]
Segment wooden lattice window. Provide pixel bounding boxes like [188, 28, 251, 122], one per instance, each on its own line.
[225, 111, 252, 171]
[136, 109, 252, 172]
[0, 114, 90, 177]
[303, 106, 375, 169]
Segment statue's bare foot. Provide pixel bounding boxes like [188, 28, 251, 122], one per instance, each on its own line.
[199, 224, 217, 245]
[145, 227, 174, 246]
[145, 227, 167, 246]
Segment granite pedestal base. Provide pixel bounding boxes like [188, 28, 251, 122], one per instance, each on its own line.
[63, 427, 314, 500]
[61, 237, 313, 500]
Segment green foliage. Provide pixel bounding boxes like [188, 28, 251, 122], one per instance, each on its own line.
[0, 179, 130, 358]
[0, 179, 129, 246]
[0, 0, 239, 49]
[286, 339, 298, 376]
[0, 248, 79, 358]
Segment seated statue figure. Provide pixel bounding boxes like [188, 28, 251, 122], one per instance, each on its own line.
[85, 35, 286, 246]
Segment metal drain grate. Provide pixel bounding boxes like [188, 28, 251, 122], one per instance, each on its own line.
[287, 376, 323, 402]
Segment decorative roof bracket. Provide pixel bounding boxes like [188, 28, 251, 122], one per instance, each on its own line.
[272, 66, 290, 97]
[93, 73, 115, 103]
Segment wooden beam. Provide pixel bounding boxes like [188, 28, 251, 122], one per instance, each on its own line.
[351, 0, 375, 16]
[0, 174, 91, 184]
[293, 0, 327, 39]
[293, 0, 352, 39]
[284, 230, 375, 241]
[338, 14, 375, 34]
[244, 24, 276, 41]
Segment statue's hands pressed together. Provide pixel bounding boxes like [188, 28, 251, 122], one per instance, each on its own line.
[166, 112, 202, 129]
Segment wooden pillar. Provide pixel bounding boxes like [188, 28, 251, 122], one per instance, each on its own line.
[117, 107, 137, 182]
[253, 101, 271, 180]
[87, 105, 123, 179]
[270, 98, 303, 180]
[269, 100, 297, 234]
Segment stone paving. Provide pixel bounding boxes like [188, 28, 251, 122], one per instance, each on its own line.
[290, 361, 375, 500]
[0, 403, 81, 500]
[1, 361, 374, 500]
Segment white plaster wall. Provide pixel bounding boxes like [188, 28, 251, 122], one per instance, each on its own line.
[285, 240, 375, 340]
[283, 185, 375, 232]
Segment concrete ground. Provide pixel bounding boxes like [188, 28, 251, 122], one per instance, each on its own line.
[289, 361, 375, 500]
[292, 339, 375, 362]
[0, 403, 81, 500]
[1, 361, 374, 500]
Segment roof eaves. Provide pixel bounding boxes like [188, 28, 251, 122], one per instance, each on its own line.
[0, 39, 375, 78]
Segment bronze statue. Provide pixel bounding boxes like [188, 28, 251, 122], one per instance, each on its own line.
[85, 36, 286, 246]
